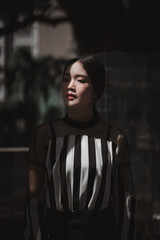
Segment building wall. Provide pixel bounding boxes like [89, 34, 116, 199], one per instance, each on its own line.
[0, 19, 78, 102]
[38, 22, 77, 59]
[96, 51, 160, 239]
[0, 36, 5, 101]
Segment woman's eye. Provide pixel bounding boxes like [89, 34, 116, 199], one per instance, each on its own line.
[78, 79, 86, 83]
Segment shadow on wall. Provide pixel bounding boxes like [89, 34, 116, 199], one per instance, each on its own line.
[96, 51, 160, 240]
[0, 48, 66, 147]
[0, 51, 160, 239]
[0, 150, 28, 240]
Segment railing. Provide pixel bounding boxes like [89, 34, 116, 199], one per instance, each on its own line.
[0, 147, 160, 239]
[0, 147, 29, 152]
[0, 147, 29, 217]
[0, 147, 29, 239]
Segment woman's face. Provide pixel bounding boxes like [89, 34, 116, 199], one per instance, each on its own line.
[62, 61, 95, 110]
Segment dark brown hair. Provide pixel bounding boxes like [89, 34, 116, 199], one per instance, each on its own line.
[63, 55, 106, 100]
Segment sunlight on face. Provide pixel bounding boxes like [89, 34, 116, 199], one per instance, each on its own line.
[62, 61, 95, 110]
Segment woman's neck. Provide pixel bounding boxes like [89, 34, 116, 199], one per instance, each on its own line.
[68, 107, 94, 122]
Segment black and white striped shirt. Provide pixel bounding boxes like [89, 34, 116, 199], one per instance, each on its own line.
[25, 115, 136, 240]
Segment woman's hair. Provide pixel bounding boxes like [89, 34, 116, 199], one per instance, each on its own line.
[63, 55, 106, 100]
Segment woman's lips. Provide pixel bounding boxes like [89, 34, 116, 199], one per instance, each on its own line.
[67, 93, 76, 100]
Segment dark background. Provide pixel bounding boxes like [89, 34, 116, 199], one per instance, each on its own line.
[0, 0, 160, 239]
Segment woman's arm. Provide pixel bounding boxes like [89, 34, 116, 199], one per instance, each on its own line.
[114, 134, 136, 240]
[24, 124, 50, 240]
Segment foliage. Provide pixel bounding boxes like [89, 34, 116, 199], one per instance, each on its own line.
[1, 0, 160, 52]
[57, 0, 160, 53]
[0, 0, 69, 35]
[0, 48, 64, 146]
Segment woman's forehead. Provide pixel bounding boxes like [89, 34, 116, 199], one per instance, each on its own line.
[65, 61, 88, 76]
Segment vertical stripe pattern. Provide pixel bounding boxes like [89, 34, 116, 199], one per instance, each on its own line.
[85, 136, 96, 209]
[53, 137, 64, 211]
[94, 138, 108, 210]
[46, 135, 115, 212]
[73, 135, 81, 211]
[25, 121, 136, 240]
[66, 135, 75, 210]
[60, 136, 68, 211]
[100, 141, 114, 209]
[79, 135, 89, 210]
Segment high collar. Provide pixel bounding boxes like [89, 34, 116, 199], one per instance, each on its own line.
[62, 115, 98, 129]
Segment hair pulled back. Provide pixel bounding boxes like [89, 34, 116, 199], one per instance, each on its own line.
[63, 55, 106, 100]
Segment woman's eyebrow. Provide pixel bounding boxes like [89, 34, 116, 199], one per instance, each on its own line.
[75, 74, 87, 78]
[63, 73, 87, 78]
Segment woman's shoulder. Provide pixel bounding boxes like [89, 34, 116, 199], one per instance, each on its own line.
[98, 120, 127, 145]
[32, 121, 56, 141]
[34, 122, 50, 133]
[33, 118, 65, 137]
[35, 117, 62, 131]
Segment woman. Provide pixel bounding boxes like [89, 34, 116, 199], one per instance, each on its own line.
[24, 55, 136, 240]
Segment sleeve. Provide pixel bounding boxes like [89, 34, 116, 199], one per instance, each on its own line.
[24, 124, 50, 240]
[113, 134, 136, 240]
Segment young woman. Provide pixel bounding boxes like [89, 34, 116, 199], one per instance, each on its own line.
[24, 55, 136, 240]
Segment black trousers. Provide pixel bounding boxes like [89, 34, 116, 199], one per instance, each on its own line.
[46, 208, 121, 240]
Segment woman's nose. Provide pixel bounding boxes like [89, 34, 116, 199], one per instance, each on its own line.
[68, 79, 75, 90]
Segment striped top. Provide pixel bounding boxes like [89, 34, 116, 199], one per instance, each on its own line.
[25, 115, 136, 240]
[49, 132, 113, 212]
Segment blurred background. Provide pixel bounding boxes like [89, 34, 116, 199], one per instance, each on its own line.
[0, 0, 160, 239]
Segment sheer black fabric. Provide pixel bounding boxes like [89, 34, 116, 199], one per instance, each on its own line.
[24, 116, 136, 240]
